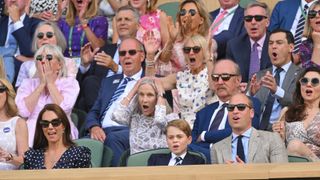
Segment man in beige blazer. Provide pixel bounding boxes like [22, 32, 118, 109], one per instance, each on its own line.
[210, 93, 288, 164]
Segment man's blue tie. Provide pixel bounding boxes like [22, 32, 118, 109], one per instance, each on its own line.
[237, 135, 245, 163]
[100, 77, 134, 120]
[174, 157, 183, 166]
[293, 4, 308, 54]
[209, 103, 227, 131]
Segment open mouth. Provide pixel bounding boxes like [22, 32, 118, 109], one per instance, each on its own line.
[124, 61, 132, 65]
[77, 0, 83, 3]
[233, 116, 240, 121]
[189, 58, 196, 63]
[306, 89, 313, 96]
[272, 52, 278, 58]
[142, 105, 149, 109]
[173, 145, 179, 149]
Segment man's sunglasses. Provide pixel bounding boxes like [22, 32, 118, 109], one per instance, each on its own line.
[308, 10, 320, 19]
[244, 15, 267, 22]
[299, 77, 320, 87]
[0, 86, 7, 93]
[179, 9, 197, 16]
[182, 46, 201, 54]
[37, 32, 54, 39]
[36, 54, 53, 61]
[211, 74, 238, 82]
[227, 103, 252, 112]
[119, 49, 142, 57]
[39, 119, 62, 128]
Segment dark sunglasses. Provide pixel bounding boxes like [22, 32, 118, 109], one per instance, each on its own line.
[299, 77, 320, 87]
[211, 73, 238, 82]
[183, 46, 201, 54]
[227, 103, 252, 112]
[308, 10, 320, 19]
[37, 31, 54, 39]
[36, 54, 53, 61]
[39, 119, 62, 128]
[244, 15, 267, 22]
[179, 9, 197, 16]
[119, 49, 142, 57]
[0, 86, 7, 93]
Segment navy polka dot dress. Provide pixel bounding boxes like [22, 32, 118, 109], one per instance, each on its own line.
[24, 146, 91, 169]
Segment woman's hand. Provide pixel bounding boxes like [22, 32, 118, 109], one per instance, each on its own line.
[272, 121, 285, 140]
[0, 147, 12, 162]
[42, 59, 57, 85]
[154, 78, 164, 95]
[144, 31, 160, 58]
[78, 0, 90, 21]
[81, 43, 98, 67]
[36, 60, 47, 85]
[167, 16, 179, 42]
[312, 31, 320, 45]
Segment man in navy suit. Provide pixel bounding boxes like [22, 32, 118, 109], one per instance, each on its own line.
[210, 0, 246, 60]
[85, 37, 145, 166]
[226, 1, 272, 83]
[77, 5, 140, 112]
[189, 59, 261, 161]
[0, 0, 41, 82]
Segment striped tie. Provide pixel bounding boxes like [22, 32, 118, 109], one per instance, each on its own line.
[293, 5, 308, 54]
[101, 77, 134, 120]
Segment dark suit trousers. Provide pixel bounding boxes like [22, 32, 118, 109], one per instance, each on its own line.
[103, 126, 129, 166]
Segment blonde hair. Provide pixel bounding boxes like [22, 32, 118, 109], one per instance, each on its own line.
[0, 78, 18, 117]
[303, 1, 320, 39]
[0, 56, 6, 79]
[65, 0, 99, 26]
[34, 44, 68, 77]
[184, 34, 210, 62]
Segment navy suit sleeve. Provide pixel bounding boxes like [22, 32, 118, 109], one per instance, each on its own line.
[148, 154, 157, 166]
[204, 128, 232, 144]
[268, 2, 281, 32]
[225, 39, 235, 61]
[191, 111, 202, 143]
[250, 96, 261, 129]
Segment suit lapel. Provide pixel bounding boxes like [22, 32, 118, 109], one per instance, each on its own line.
[260, 33, 271, 69]
[282, 63, 299, 91]
[247, 128, 259, 163]
[0, 16, 8, 46]
[221, 136, 232, 162]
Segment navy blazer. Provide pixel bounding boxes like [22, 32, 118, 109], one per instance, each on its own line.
[191, 96, 261, 149]
[148, 152, 205, 166]
[76, 43, 118, 83]
[268, 0, 301, 32]
[226, 33, 272, 82]
[0, 15, 41, 57]
[85, 71, 144, 130]
[211, 5, 246, 60]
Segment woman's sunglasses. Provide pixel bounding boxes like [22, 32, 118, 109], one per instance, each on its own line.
[244, 15, 267, 22]
[0, 86, 7, 93]
[182, 46, 201, 54]
[39, 119, 62, 128]
[36, 54, 53, 61]
[227, 103, 252, 112]
[299, 77, 320, 87]
[179, 9, 197, 16]
[119, 49, 142, 57]
[308, 10, 320, 19]
[37, 31, 54, 39]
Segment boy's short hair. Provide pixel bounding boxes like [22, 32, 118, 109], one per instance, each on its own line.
[165, 119, 191, 137]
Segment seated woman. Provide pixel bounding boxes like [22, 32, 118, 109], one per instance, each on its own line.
[0, 78, 28, 170]
[273, 67, 320, 161]
[298, 1, 320, 68]
[148, 119, 205, 166]
[112, 78, 179, 155]
[24, 104, 91, 169]
[16, 44, 79, 146]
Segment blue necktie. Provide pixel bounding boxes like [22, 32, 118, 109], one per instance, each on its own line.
[237, 135, 245, 163]
[101, 77, 134, 120]
[209, 103, 227, 131]
[293, 4, 308, 54]
[174, 157, 183, 166]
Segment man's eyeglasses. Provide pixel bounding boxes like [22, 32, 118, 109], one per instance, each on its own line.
[211, 74, 238, 82]
[37, 32, 54, 39]
[182, 46, 201, 54]
[36, 54, 53, 61]
[39, 119, 62, 128]
[179, 9, 197, 16]
[0, 86, 7, 93]
[244, 15, 267, 22]
[227, 103, 252, 112]
[308, 10, 320, 19]
[119, 49, 142, 57]
[299, 77, 320, 87]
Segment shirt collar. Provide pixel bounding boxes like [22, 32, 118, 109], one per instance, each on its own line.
[249, 33, 267, 48]
[123, 68, 143, 80]
[8, 13, 26, 25]
[301, 0, 316, 9]
[171, 151, 187, 160]
[272, 61, 292, 74]
[220, 4, 239, 13]
[232, 127, 252, 142]
[218, 100, 229, 108]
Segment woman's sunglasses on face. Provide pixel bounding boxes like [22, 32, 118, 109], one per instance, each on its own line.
[308, 10, 320, 19]
[299, 77, 320, 87]
[182, 46, 201, 54]
[179, 9, 197, 16]
[244, 15, 268, 22]
[37, 31, 54, 39]
[36, 54, 53, 61]
[0, 86, 7, 93]
[227, 103, 252, 112]
[39, 118, 62, 128]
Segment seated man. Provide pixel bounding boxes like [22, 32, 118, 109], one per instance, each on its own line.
[211, 93, 288, 164]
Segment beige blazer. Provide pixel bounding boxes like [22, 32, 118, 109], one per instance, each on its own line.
[210, 128, 288, 164]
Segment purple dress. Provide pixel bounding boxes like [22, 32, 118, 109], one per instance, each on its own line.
[299, 38, 320, 68]
[58, 16, 108, 57]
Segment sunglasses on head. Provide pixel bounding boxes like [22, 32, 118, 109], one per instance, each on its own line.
[227, 103, 252, 112]
[244, 15, 267, 22]
[299, 77, 320, 87]
[0, 86, 7, 93]
[39, 119, 62, 128]
[37, 32, 54, 39]
[308, 10, 320, 19]
[182, 46, 201, 54]
[179, 9, 197, 16]
[211, 73, 238, 82]
[119, 49, 143, 57]
[36, 54, 53, 61]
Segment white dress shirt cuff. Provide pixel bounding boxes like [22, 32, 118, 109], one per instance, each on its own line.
[275, 86, 285, 98]
[200, 131, 206, 141]
[79, 64, 91, 74]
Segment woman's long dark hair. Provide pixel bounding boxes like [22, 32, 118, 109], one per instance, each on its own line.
[285, 67, 320, 122]
[33, 104, 75, 149]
